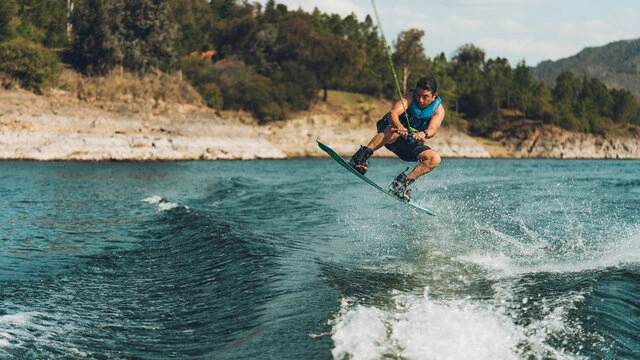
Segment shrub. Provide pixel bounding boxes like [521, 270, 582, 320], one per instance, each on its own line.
[180, 56, 288, 123]
[197, 82, 223, 109]
[0, 37, 61, 92]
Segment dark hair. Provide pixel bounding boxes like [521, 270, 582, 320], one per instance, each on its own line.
[416, 77, 437, 93]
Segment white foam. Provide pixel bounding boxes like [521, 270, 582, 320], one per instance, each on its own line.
[0, 312, 38, 349]
[0, 312, 35, 327]
[459, 227, 640, 277]
[331, 299, 390, 360]
[331, 290, 523, 360]
[392, 295, 522, 359]
[141, 195, 162, 204]
[141, 196, 181, 212]
[330, 286, 590, 360]
[0, 310, 89, 356]
[157, 201, 179, 212]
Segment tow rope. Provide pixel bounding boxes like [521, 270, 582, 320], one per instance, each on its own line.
[370, 0, 418, 134]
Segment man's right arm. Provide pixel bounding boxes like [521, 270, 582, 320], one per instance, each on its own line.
[388, 92, 413, 132]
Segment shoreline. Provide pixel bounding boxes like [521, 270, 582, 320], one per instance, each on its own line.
[0, 89, 638, 161]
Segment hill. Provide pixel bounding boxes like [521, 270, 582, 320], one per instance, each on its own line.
[531, 38, 640, 98]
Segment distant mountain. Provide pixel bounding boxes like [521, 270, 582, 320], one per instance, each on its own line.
[531, 38, 640, 98]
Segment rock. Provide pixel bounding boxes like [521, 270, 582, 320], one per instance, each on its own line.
[502, 126, 639, 159]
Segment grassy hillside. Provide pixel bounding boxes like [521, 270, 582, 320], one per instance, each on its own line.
[532, 38, 640, 98]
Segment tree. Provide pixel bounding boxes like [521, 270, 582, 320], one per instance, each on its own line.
[580, 77, 613, 118]
[610, 88, 638, 124]
[450, 43, 486, 118]
[310, 34, 365, 101]
[449, 46, 485, 119]
[167, 0, 215, 57]
[16, 0, 69, 47]
[273, 11, 309, 57]
[512, 60, 533, 117]
[66, 0, 73, 41]
[392, 29, 426, 94]
[0, 0, 16, 42]
[453, 43, 485, 70]
[338, 14, 388, 97]
[273, 11, 364, 102]
[272, 60, 318, 111]
[483, 57, 512, 117]
[578, 76, 613, 134]
[69, 0, 121, 75]
[167, 0, 209, 24]
[306, 9, 368, 101]
[70, 0, 175, 75]
[530, 81, 553, 122]
[212, 1, 259, 60]
[552, 71, 584, 131]
[210, 0, 235, 20]
[119, 0, 176, 73]
[262, 0, 287, 25]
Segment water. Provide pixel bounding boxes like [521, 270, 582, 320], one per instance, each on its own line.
[0, 158, 638, 359]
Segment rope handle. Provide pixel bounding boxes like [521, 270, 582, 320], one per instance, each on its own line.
[391, 127, 427, 143]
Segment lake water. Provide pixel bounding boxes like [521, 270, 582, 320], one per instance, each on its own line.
[0, 158, 638, 359]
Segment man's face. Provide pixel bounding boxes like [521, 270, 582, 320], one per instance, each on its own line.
[415, 88, 437, 109]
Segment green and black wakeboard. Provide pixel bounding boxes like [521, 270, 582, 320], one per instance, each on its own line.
[317, 140, 435, 216]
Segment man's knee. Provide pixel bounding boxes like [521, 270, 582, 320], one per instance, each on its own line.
[432, 153, 441, 167]
[420, 151, 441, 167]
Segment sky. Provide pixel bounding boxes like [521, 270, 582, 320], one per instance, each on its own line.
[257, 0, 640, 67]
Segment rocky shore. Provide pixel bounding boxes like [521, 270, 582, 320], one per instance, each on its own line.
[0, 89, 638, 161]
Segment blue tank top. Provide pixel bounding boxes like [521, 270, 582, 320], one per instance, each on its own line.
[404, 91, 442, 131]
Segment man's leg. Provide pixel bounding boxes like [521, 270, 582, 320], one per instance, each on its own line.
[407, 149, 441, 180]
[365, 125, 400, 151]
[350, 126, 401, 175]
[389, 149, 440, 201]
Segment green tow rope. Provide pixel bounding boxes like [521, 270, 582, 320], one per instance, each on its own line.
[370, 0, 418, 134]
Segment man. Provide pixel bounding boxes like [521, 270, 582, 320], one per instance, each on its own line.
[349, 76, 445, 201]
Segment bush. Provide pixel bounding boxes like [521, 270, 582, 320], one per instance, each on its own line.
[197, 82, 223, 109]
[0, 37, 61, 92]
[180, 55, 289, 123]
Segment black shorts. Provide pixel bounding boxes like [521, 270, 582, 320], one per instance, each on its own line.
[376, 117, 431, 162]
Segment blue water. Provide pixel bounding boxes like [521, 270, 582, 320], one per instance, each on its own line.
[0, 158, 638, 359]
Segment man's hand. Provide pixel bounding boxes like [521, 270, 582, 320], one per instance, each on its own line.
[392, 127, 426, 142]
[412, 132, 426, 143]
[393, 127, 410, 139]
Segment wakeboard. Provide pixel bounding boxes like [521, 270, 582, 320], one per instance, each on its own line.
[317, 140, 435, 216]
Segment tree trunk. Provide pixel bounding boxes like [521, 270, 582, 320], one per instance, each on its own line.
[402, 66, 410, 94]
[66, 0, 74, 41]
